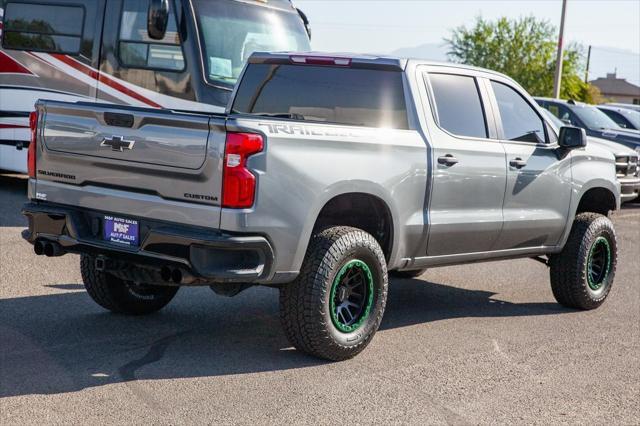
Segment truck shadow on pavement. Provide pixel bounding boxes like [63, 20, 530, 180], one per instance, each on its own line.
[0, 278, 568, 398]
[0, 173, 28, 227]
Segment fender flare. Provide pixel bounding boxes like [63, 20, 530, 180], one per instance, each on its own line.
[289, 180, 402, 273]
[556, 178, 620, 250]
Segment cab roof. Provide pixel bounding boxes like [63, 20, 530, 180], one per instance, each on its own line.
[248, 51, 408, 71]
[247, 51, 517, 80]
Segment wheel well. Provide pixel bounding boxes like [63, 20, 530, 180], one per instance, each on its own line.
[576, 187, 616, 216]
[313, 193, 393, 260]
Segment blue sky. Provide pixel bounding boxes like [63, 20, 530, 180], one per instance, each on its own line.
[296, 0, 640, 85]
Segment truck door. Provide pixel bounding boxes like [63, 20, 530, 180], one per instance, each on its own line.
[421, 69, 507, 256]
[487, 80, 572, 250]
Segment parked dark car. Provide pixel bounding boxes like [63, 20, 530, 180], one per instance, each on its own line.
[542, 109, 639, 203]
[604, 103, 640, 113]
[535, 98, 640, 154]
[597, 105, 640, 130]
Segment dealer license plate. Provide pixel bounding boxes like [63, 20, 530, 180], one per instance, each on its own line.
[103, 215, 139, 246]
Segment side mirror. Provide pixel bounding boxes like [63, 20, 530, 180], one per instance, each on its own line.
[148, 0, 169, 40]
[558, 126, 587, 149]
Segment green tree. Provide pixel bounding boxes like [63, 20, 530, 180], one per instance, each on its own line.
[445, 16, 598, 102]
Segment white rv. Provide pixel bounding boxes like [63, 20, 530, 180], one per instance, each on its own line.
[0, 0, 311, 172]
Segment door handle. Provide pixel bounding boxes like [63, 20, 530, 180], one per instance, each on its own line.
[509, 158, 527, 169]
[437, 154, 459, 166]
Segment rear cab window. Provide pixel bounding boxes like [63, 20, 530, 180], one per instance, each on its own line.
[231, 63, 409, 129]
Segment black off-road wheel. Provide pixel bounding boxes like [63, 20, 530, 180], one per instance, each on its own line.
[279, 226, 388, 361]
[390, 269, 427, 279]
[549, 213, 617, 310]
[80, 254, 179, 315]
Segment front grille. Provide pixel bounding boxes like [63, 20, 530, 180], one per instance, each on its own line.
[615, 155, 639, 178]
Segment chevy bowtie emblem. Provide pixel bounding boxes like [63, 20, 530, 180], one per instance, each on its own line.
[100, 135, 135, 152]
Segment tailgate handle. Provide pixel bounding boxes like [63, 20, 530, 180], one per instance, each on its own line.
[104, 112, 134, 128]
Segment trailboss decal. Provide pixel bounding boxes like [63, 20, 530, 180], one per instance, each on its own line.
[259, 123, 360, 138]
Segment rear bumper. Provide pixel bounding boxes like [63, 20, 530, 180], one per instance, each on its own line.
[22, 202, 275, 284]
[620, 177, 640, 202]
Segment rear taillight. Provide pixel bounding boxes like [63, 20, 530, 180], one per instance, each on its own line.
[222, 132, 264, 208]
[28, 110, 38, 178]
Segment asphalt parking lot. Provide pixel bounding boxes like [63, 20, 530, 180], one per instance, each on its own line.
[0, 173, 638, 425]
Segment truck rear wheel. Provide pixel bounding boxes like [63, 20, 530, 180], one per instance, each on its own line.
[80, 254, 179, 315]
[279, 226, 388, 361]
[549, 213, 617, 310]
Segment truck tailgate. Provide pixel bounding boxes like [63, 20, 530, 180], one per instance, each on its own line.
[34, 100, 225, 209]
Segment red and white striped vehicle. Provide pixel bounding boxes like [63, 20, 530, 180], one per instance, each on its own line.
[0, 0, 311, 173]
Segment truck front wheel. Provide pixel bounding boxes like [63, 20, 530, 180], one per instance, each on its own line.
[80, 254, 179, 315]
[279, 226, 388, 361]
[549, 213, 617, 310]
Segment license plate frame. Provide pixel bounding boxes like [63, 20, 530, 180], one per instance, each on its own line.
[103, 215, 139, 247]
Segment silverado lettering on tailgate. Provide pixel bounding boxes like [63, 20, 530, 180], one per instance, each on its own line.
[37, 170, 76, 180]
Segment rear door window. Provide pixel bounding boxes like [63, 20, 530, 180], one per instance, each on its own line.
[491, 81, 546, 143]
[427, 73, 488, 138]
[2, 2, 84, 54]
[232, 64, 408, 129]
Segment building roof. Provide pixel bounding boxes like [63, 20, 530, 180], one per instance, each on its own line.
[590, 73, 640, 97]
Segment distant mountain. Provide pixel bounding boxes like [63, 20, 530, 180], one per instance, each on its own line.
[389, 43, 449, 61]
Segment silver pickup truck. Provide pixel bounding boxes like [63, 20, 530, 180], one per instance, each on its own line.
[23, 53, 620, 361]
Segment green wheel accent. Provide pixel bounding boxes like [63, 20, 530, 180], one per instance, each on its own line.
[329, 259, 375, 333]
[587, 236, 611, 291]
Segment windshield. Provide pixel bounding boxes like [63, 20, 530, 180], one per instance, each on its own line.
[573, 105, 621, 130]
[617, 109, 640, 129]
[542, 108, 564, 131]
[192, 0, 311, 88]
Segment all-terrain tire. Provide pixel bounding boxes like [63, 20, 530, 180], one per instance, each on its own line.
[80, 254, 179, 315]
[549, 213, 617, 310]
[279, 226, 388, 361]
[390, 269, 427, 279]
